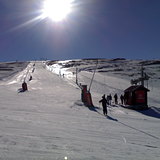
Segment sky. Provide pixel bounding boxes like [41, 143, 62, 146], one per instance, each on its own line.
[0, 0, 160, 62]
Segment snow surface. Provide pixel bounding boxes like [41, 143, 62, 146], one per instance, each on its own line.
[0, 60, 160, 160]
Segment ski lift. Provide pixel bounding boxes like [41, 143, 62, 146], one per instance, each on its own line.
[81, 85, 93, 107]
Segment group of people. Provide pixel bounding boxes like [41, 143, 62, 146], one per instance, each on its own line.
[99, 93, 125, 116]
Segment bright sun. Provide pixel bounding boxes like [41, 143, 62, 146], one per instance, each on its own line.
[42, 0, 74, 22]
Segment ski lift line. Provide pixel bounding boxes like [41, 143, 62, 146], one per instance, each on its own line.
[22, 63, 34, 82]
[80, 74, 122, 93]
[131, 65, 150, 87]
[99, 106, 159, 140]
[24, 69, 29, 81]
[19, 64, 30, 82]
[118, 121, 160, 140]
[88, 60, 98, 92]
[94, 104, 159, 140]
[20, 68, 28, 82]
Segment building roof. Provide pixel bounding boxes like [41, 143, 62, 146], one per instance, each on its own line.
[124, 85, 150, 92]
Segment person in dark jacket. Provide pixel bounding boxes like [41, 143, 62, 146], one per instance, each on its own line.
[114, 93, 118, 104]
[108, 94, 112, 105]
[120, 94, 124, 105]
[99, 94, 108, 115]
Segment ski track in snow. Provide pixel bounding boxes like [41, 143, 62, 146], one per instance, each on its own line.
[0, 60, 159, 160]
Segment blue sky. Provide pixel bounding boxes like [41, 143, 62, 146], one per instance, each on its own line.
[0, 0, 160, 62]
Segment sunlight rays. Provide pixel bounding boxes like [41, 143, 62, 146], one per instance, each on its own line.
[5, 0, 76, 34]
[41, 0, 75, 22]
[7, 15, 43, 33]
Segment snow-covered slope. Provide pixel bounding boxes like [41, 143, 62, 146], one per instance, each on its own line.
[46, 59, 160, 107]
[0, 61, 29, 81]
[0, 60, 159, 160]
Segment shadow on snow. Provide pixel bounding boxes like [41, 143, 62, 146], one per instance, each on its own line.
[88, 105, 159, 140]
[120, 104, 160, 119]
[75, 101, 159, 140]
[88, 105, 118, 121]
[137, 106, 160, 119]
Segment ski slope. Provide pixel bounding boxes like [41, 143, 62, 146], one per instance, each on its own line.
[0, 61, 160, 160]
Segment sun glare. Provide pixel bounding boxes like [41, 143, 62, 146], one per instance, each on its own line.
[41, 0, 74, 21]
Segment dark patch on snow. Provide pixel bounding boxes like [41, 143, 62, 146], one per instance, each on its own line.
[130, 142, 158, 148]
[106, 115, 118, 121]
[137, 106, 160, 119]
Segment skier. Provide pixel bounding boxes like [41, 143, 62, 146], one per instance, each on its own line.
[120, 94, 124, 105]
[99, 94, 108, 116]
[22, 81, 28, 91]
[108, 94, 112, 105]
[107, 95, 110, 105]
[29, 75, 32, 81]
[114, 93, 118, 104]
[124, 93, 128, 105]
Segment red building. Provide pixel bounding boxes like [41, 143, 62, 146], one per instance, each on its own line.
[124, 85, 149, 110]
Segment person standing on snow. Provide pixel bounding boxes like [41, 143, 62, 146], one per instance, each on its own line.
[108, 94, 112, 105]
[120, 94, 124, 105]
[99, 94, 108, 116]
[107, 95, 110, 105]
[114, 93, 118, 104]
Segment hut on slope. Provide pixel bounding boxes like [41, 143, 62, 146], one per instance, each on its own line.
[124, 85, 149, 110]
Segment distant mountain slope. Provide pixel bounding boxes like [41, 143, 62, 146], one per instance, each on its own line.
[46, 58, 160, 85]
[46, 58, 160, 107]
[0, 61, 29, 80]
